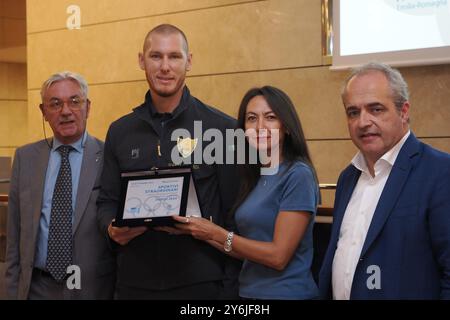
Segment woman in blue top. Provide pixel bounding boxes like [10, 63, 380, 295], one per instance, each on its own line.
[173, 86, 319, 299]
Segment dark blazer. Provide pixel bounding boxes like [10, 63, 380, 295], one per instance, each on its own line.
[5, 134, 116, 299]
[319, 134, 450, 299]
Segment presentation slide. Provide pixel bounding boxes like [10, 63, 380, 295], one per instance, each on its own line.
[340, 0, 450, 56]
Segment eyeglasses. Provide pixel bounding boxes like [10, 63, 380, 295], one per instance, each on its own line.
[44, 97, 86, 111]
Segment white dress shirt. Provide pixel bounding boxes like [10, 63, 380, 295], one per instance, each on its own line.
[332, 131, 410, 300]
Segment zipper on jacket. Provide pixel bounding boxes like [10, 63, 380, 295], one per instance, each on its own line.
[158, 119, 168, 157]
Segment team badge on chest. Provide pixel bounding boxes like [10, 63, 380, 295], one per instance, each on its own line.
[177, 137, 198, 158]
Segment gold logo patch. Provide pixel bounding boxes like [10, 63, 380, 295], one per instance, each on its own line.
[177, 137, 198, 158]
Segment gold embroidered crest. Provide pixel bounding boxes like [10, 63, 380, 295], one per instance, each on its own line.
[177, 137, 198, 158]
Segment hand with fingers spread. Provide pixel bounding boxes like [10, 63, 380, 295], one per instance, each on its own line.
[107, 220, 147, 246]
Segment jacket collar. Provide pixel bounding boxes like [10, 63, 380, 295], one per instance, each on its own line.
[359, 133, 421, 257]
[351, 131, 411, 177]
[132, 86, 191, 125]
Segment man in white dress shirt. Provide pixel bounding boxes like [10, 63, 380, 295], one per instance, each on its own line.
[319, 62, 450, 299]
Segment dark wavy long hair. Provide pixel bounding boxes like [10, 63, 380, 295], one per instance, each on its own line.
[231, 86, 318, 214]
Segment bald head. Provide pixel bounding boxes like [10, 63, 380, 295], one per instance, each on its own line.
[143, 24, 189, 54]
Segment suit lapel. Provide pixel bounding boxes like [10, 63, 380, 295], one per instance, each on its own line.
[359, 134, 420, 258]
[73, 134, 101, 234]
[31, 140, 51, 242]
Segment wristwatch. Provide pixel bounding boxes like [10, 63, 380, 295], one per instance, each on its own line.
[224, 231, 234, 252]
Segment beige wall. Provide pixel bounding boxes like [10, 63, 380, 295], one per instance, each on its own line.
[0, 0, 26, 47]
[0, 0, 27, 159]
[0, 0, 26, 63]
[0, 62, 27, 158]
[26, 0, 450, 206]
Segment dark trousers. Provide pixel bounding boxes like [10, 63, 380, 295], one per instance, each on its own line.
[28, 268, 65, 300]
[115, 281, 222, 300]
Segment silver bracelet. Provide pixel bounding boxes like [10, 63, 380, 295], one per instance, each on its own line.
[224, 231, 234, 252]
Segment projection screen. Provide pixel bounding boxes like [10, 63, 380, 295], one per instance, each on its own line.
[331, 0, 450, 70]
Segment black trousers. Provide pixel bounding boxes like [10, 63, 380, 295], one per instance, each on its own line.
[115, 280, 223, 300]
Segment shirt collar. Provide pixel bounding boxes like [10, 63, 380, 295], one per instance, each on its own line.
[351, 130, 410, 175]
[145, 86, 190, 119]
[52, 131, 87, 153]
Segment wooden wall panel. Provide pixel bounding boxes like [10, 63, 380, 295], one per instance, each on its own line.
[24, 0, 450, 190]
[27, 0, 262, 33]
[0, 101, 28, 147]
[27, 0, 321, 88]
[0, 63, 27, 99]
[0, 62, 27, 157]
